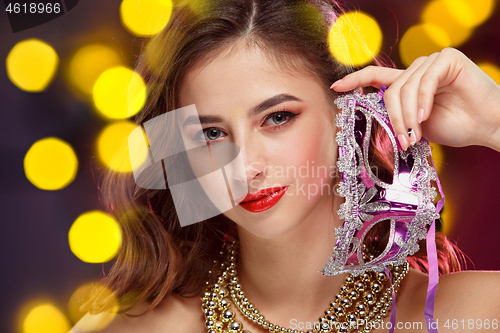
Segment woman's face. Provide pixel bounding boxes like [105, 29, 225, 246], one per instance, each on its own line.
[178, 41, 339, 239]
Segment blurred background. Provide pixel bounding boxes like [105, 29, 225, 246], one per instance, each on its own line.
[1, 0, 500, 332]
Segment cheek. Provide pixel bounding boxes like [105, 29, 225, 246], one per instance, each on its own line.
[273, 119, 336, 181]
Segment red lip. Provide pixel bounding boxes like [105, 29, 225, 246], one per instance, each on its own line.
[237, 186, 289, 213]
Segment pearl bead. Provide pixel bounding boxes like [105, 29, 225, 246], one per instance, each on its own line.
[371, 282, 381, 293]
[363, 291, 375, 305]
[206, 319, 215, 329]
[338, 325, 348, 333]
[348, 289, 359, 300]
[355, 281, 365, 292]
[333, 306, 344, 316]
[219, 297, 230, 308]
[355, 302, 368, 317]
[340, 297, 351, 308]
[223, 309, 235, 321]
[219, 287, 229, 297]
[347, 313, 357, 322]
[229, 320, 242, 331]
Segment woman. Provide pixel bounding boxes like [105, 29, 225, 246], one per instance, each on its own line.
[76, 0, 500, 332]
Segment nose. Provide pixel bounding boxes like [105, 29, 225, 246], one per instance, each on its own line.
[232, 138, 267, 188]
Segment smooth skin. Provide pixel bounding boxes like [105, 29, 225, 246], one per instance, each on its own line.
[73, 47, 500, 333]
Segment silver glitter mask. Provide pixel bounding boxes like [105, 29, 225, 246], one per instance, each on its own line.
[322, 88, 441, 276]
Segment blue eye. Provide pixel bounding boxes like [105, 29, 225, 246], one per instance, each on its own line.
[263, 111, 300, 128]
[268, 112, 287, 125]
[203, 128, 222, 140]
[192, 128, 224, 143]
[190, 110, 300, 144]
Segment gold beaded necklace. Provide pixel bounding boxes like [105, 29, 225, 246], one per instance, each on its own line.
[201, 241, 408, 333]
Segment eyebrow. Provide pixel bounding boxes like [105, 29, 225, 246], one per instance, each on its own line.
[182, 93, 302, 127]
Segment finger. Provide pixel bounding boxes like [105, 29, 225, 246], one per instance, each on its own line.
[417, 48, 464, 124]
[330, 66, 404, 92]
[381, 56, 429, 150]
[399, 52, 441, 144]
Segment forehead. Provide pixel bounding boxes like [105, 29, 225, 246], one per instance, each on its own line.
[178, 41, 328, 113]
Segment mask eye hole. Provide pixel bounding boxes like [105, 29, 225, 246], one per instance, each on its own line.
[362, 219, 390, 263]
[366, 118, 395, 185]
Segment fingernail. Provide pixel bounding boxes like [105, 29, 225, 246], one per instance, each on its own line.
[408, 128, 417, 145]
[330, 79, 343, 89]
[397, 134, 410, 150]
[417, 108, 425, 124]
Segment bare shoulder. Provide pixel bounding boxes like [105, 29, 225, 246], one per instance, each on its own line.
[70, 294, 205, 333]
[374, 269, 500, 332]
[435, 270, 500, 316]
[399, 269, 500, 323]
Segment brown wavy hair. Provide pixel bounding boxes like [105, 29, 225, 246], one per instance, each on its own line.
[83, 0, 465, 316]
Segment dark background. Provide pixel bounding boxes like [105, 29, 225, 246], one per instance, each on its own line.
[1, 0, 500, 332]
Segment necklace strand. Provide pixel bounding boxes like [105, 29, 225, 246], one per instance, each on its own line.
[202, 241, 408, 333]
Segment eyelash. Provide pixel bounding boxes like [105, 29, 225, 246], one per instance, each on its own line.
[191, 110, 300, 143]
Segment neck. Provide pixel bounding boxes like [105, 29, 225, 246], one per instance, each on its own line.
[236, 191, 347, 327]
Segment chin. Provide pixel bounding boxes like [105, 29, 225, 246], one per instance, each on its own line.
[235, 217, 300, 240]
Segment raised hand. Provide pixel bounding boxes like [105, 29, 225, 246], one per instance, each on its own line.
[331, 48, 500, 152]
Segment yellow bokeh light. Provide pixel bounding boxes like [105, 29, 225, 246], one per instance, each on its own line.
[328, 11, 383, 67]
[177, 0, 208, 16]
[444, 0, 495, 28]
[428, 142, 451, 234]
[93, 66, 147, 119]
[68, 44, 124, 97]
[479, 62, 500, 85]
[422, 0, 473, 47]
[23, 303, 70, 333]
[399, 23, 451, 68]
[97, 121, 148, 173]
[441, 200, 455, 235]
[68, 282, 118, 330]
[69, 210, 122, 263]
[6, 39, 59, 92]
[24, 137, 78, 190]
[120, 0, 173, 37]
[429, 142, 445, 175]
